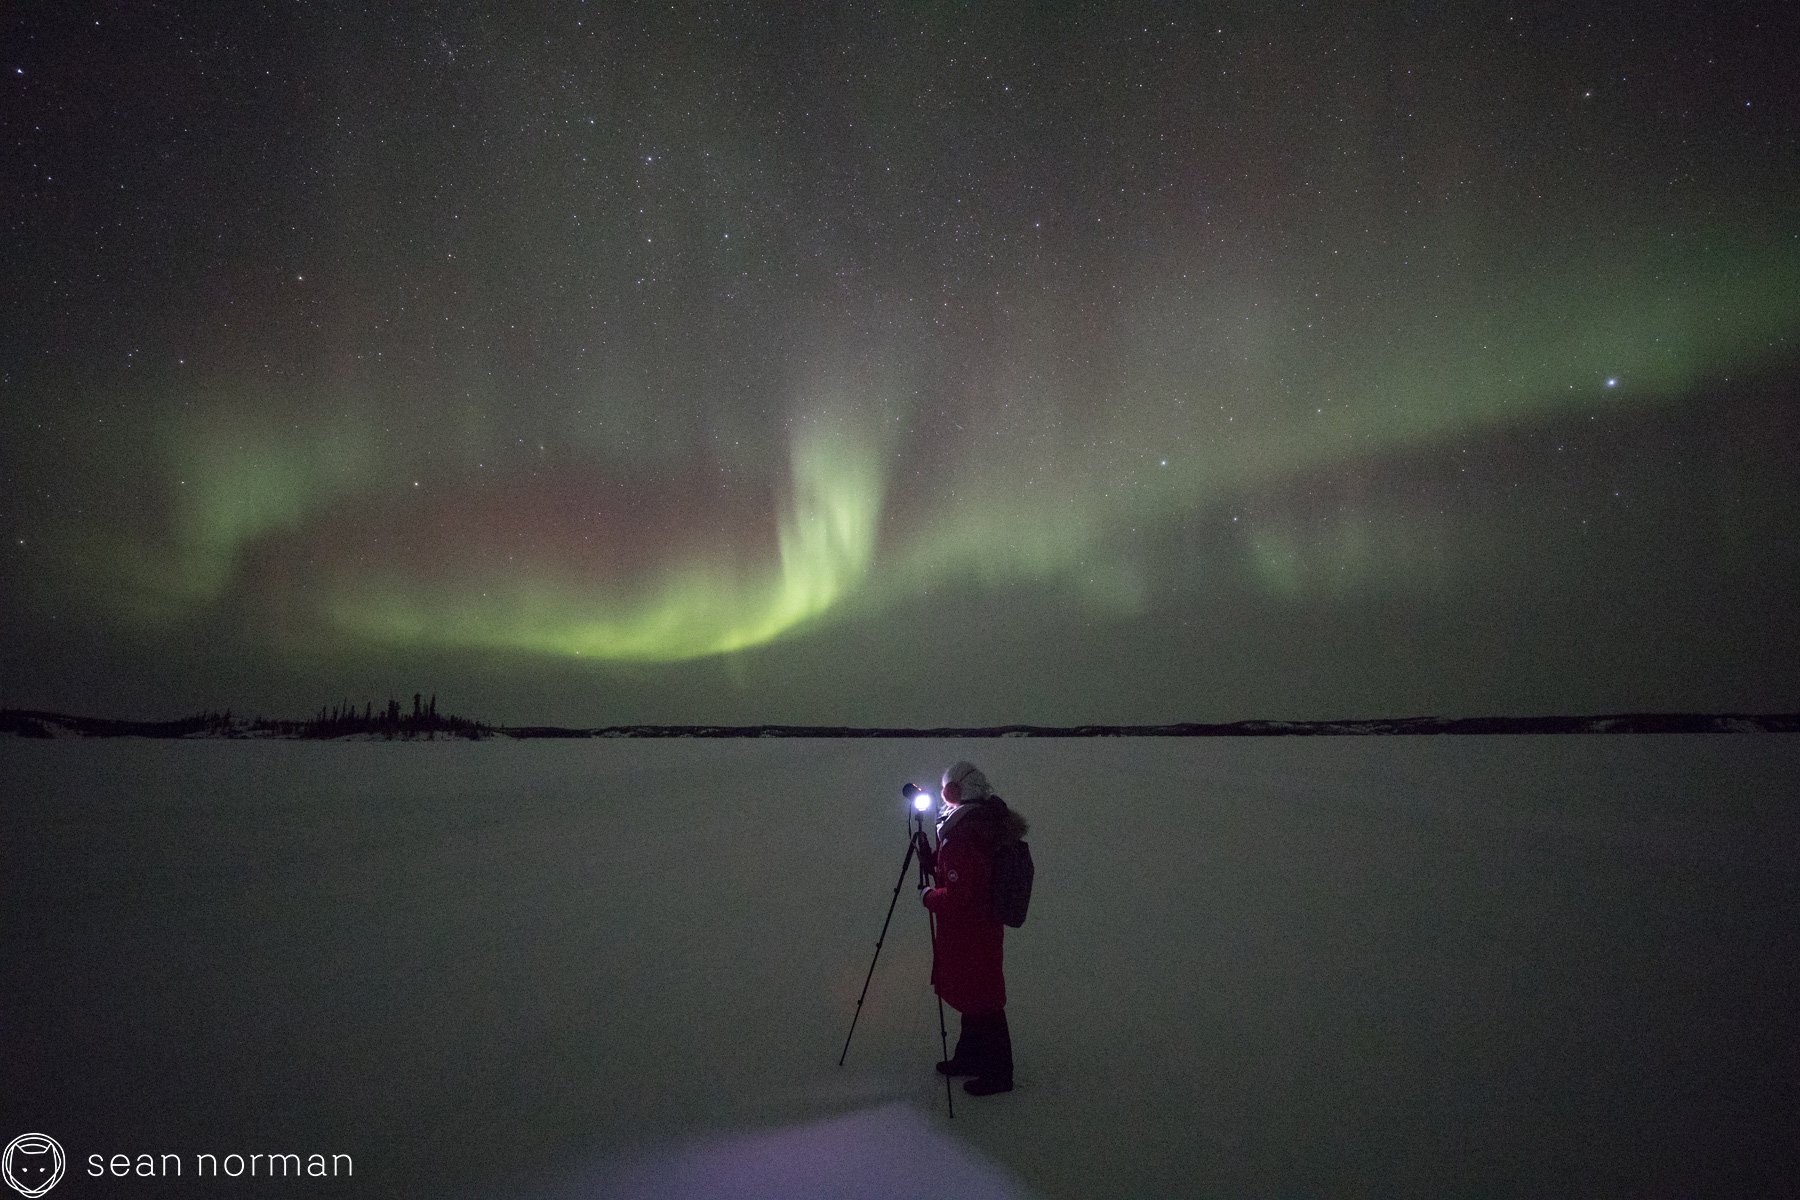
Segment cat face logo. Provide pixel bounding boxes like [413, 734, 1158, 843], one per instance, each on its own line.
[2, 1134, 65, 1198]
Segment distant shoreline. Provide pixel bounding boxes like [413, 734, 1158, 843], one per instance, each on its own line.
[4, 708, 1796, 740]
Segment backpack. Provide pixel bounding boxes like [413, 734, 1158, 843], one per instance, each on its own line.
[990, 836, 1034, 928]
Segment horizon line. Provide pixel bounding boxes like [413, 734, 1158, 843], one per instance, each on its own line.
[4, 707, 1797, 739]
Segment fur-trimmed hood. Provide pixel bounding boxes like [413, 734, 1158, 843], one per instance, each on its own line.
[939, 794, 1029, 843]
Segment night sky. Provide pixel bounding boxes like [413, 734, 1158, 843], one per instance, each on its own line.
[4, 3, 1797, 726]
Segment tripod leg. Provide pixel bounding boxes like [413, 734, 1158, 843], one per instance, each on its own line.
[927, 906, 954, 1119]
[838, 834, 917, 1067]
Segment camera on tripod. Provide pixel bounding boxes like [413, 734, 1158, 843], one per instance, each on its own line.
[837, 779, 957, 1115]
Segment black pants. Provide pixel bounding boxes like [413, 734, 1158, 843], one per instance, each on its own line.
[953, 1009, 1013, 1084]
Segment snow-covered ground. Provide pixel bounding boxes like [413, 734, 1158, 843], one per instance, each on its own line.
[4, 736, 1796, 1198]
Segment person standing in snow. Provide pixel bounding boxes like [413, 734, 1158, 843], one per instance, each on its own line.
[921, 760, 1028, 1096]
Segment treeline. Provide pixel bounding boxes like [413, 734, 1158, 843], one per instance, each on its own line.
[248, 692, 488, 739]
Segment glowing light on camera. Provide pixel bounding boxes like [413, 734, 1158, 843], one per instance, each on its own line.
[912, 792, 934, 812]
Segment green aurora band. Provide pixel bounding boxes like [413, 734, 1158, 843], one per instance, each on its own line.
[326, 424, 886, 662]
[90, 226, 1800, 663]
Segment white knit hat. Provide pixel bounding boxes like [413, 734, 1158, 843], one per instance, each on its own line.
[941, 760, 993, 803]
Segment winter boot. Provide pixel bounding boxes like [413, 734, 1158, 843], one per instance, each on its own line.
[962, 1010, 1014, 1095]
[937, 1014, 985, 1076]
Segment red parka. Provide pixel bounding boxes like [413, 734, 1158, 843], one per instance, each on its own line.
[922, 797, 1027, 1015]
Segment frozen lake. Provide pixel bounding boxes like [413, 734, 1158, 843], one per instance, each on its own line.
[4, 735, 1796, 1197]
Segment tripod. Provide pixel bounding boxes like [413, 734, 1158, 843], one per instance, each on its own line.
[838, 803, 955, 1118]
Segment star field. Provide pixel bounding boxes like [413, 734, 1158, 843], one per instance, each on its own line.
[2, 3, 1797, 724]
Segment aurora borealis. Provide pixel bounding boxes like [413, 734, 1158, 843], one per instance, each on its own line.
[3, 4, 1797, 725]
